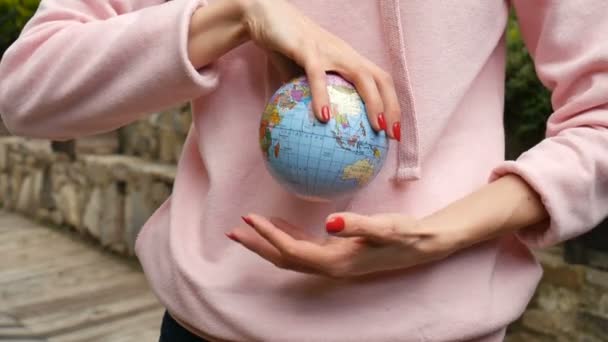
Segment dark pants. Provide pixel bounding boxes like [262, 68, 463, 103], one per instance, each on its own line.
[159, 310, 210, 342]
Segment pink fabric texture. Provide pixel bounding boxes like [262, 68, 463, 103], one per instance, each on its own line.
[1, 0, 607, 341]
[379, 0, 421, 181]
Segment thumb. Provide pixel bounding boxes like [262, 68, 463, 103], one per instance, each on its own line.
[325, 212, 399, 243]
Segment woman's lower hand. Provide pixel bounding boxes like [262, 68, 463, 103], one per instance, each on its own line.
[238, 0, 401, 139]
[226, 212, 464, 278]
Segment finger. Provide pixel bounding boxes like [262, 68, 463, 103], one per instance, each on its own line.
[325, 212, 392, 243]
[269, 217, 319, 242]
[304, 58, 331, 123]
[345, 71, 384, 132]
[228, 227, 283, 264]
[325, 212, 424, 244]
[228, 227, 318, 274]
[246, 214, 330, 268]
[245, 214, 300, 251]
[371, 66, 401, 140]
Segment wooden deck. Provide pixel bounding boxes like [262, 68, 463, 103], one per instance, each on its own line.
[0, 211, 164, 341]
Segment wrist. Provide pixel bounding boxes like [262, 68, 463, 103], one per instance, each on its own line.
[230, 0, 255, 33]
[187, 0, 250, 68]
[417, 204, 516, 253]
[418, 174, 548, 251]
[417, 213, 473, 252]
[236, 0, 268, 42]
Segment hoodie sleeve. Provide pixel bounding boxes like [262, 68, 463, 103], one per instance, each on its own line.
[0, 0, 219, 140]
[489, 2, 608, 248]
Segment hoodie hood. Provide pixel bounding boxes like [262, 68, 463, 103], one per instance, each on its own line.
[379, 0, 421, 181]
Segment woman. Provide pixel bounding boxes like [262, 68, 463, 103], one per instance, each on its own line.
[1, 0, 606, 341]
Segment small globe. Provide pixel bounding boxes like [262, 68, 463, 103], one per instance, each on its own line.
[259, 74, 389, 201]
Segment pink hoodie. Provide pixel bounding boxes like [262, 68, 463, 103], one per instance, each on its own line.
[2, 1, 608, 341]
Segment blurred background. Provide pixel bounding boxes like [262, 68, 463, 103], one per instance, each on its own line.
[0, 1, 606, 341]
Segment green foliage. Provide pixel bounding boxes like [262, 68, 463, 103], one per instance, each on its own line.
[0, 0, 40, 58]
[504, 14, 552, 159]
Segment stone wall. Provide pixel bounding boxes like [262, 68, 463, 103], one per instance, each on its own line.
[506, 248, 608, 341]
[0, 105, 190, 254]
[0, 136, 175, 255]
[0, 106, 190, 254]
[118, 105, 191, 163]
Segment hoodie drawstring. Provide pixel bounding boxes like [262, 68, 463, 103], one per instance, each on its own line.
[379, 0, 421, 181]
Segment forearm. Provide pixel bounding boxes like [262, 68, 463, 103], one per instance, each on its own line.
[420, 174, 549, 248]
[188, 0, 250, 69]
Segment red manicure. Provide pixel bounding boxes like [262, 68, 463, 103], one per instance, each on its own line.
[225, 232, 239, 242]
[377, 113, 387, 131]
[321, 105, 330, 122]
[326, 216, 345, 234]
[242, 216, 254, 227]
[393, 122, 401, 142]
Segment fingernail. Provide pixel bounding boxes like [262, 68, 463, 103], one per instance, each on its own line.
[242, 216, 254, 227]
[377, 113, 387, 130]
[326, 216, 345, 234]
[321, 105, 330, 122]
[225, 232, 239, 242]
[392, 122, 401, 142]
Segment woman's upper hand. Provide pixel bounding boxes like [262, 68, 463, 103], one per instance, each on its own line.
[242, 0, 401, 139]
[226, 212, 464, 278]
[188, 0, 401, 139]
